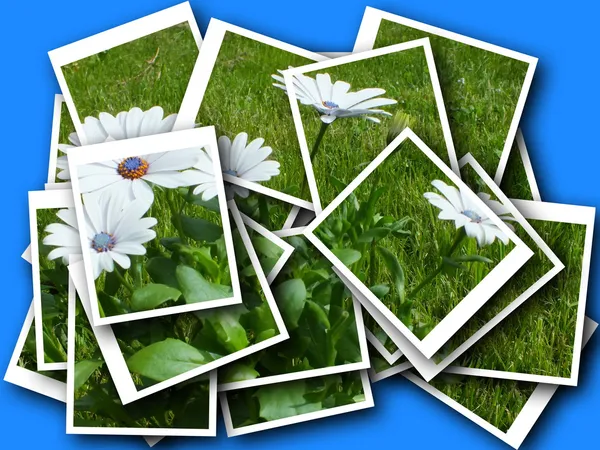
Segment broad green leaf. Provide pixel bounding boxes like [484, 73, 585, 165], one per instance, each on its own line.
[377, 247, 405, 302]
[252, 236, 283, 259]
[220, 363, 260, 383]
[274, 279, 307, 329]
[255, 329, 277, 342]
[198, 307, 249, 353]
[176, 265, 233, 303]
[74, 360, 103, 391]
[97, 291, 129, 317]
[43, 326, 67, 363]
[331, 248, 362, 266]
[192, 246, 220, 279]
[179, 215, 223, 243]
[369, 284, 390, 299]
[240, 302, 278, 337]
[146, 257, 180, 288]
[127, 338, 214, 382]
[255, 380, 322, 421]
[357, 227, 391, 243]
[130, 284, 182, 312]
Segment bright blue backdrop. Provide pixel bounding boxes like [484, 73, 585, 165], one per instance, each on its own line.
[1, 1, 599, 448]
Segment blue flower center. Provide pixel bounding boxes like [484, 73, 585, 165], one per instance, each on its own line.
[117, 156, 149, 180]
[91, 232, 116, 253]
[322, 100, 339, 109]
[462, 209, 482, 223]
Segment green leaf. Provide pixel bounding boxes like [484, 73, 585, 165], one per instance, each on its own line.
[176, 265, 233, 303]
[377, 247, 405, 302]
[127, 338, 214, 382]
[357, 227, 391, 243]
[252, 236, 283, 259]
[146, 257, 180, 289]
[179, 188, 221, 212]
[42, 326, 67, 363]
[197, 306, 249, 353]
[130, 284, 182, 312]
[255, 381, 322, 421]
[369, 284, 390, 299]
[74, 360, 103, 391]
[179, 214, 223, 243]
[331, 248, 362, 266]
[220, 363, 260, 383]
[274, 279, 307, 330]
[453, 255, 494, 264]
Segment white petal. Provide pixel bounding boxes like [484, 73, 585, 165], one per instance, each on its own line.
[139, 106, 164, 137]
[125, 107, 144, 138]
[110, 251, 131, 270]
[99, 113, 126, 140]
[131, 179, 155, 204]
[148, 147, 200, 173]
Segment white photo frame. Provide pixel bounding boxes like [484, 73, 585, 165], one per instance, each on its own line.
[239, 211, 294, 284]
[365, 328, 402, 366]
[3, 302, 66, 402]
[66, 285, 217, 437]
[444, 198, 594, 385]
[282, 206, 301, 229]
[67, 199, 289, 405]
[284, 37, 458, 215]
[220, 370, 374, 436]
[47, 94, 66, 184]
[48, 2, 202, 146]
[305, 128, 533, 358]
[352, 6, 538, 186]
[28, 189, 75, 371]
[402, 317, 597, 449]
[272, 226, 307, 238]
[67, 127, 242, 325]
[174, 18, 330, 210]
[355, 153, 565, 380]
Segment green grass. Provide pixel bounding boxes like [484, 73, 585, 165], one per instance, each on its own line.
[499, 140, 534, 200]
[62, 23, 198, 121]
[364, 311, 399, 355]
[218, 236, 363, 384]
[235, 191, 295, 231]
[374, 19, 531, 178]
[197, 31, 314, 201]
[315, 140, 514, 340]
[426, 372, 536, 433]
[301, 46, 449, 208]
[226, 371, 366, 428]
[37, 208, 69, 364]
[455, 220, 585, 377]
[54, 101, 75, 182]
[109, 220, 280, 392]
[17, 321, 67, 382]
[74, 297, 211, 429]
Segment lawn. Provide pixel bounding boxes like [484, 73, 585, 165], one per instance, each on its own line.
[454, 220, 585, 377]
[108, 219, 281, 392]
[73, 296, 211, 429]
[314, 140, 514, 340]
[196, 31, 315, 202]
[225, 371, 366, 428]
[219, 236, 364, 385]
[37, 208, 69, 364]
[499, 140, 534, 200]
[299, 46, 449, 209]
[62, 23, 198, 121]
[373, 19, 531, 179]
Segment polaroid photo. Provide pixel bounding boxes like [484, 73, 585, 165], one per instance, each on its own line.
[28, 189, 78, 371]
[48, 2, 201, 147]
[353, 152, 564, 380]
[220, 370, 373, 436]
[282, 206, 301, 229]
[353, 7, 537, 185]
[47, 94, 71, 185]
[401, 317, 597, 449]
[239, 212, 294, 284]
[443, 198, 594, 385]
[235, 191, 302, 232]
[499, 129, 542, 202]
[174, 19, 330, 211]
[365, 325, 403, 366]
[284, 38, 457, 215]
[272, 226, 307, 238]
[4, 302, 66, 402]
[217, 233, 370, 392]
[66, 127, 243, 325]
[305, 129, 533, 358]
[67, 198, 288, 405]
[367, 344, 411, 383]
[66, 283, 217, 437]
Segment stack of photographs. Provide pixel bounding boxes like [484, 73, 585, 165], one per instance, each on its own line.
[5, 2, 596, 449]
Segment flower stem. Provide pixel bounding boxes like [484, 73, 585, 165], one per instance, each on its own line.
[300, 121, 330, 199]
[167, 189, 187, 244]
[114, 268, 135, 294]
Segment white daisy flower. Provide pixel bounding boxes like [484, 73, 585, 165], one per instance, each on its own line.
[56, 106, 177, 181]
[424, 180, 510, 247]
[272, 72, 397, 124]
[43, 208, 82, 265]
[77, 147, 203, 204]
[190, 148, 219, 201]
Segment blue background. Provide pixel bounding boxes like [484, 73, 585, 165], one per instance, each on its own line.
[1, 0, 599, 448]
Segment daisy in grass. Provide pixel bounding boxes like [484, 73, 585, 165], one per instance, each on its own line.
[272, 72, 396, 124]
[43, 191, 156, 279]
[76, 147, 203, 204]
[56, 106, 177, 181]
[190, 133, 280, 201]
[424, 180, 510, 247]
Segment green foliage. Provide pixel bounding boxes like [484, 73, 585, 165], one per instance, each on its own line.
[235, 192, 296, 232]
[219, 237, 364, 384]
[499, 141, 535, 200]
[315, 141, 511, 340]
[17, 320, 67, 383]
[226, 372, 366, 428]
